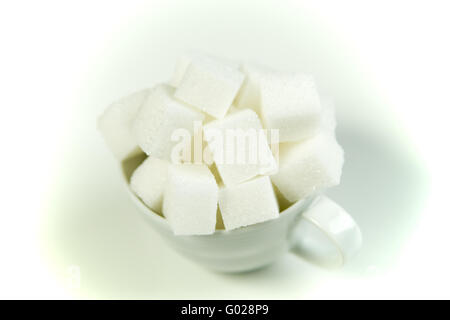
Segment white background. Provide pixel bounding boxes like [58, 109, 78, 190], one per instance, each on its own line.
[0, 0, 449, 299]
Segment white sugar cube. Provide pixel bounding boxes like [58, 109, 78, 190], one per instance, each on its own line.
[271, 134, 344, 202]
[260, 73, 322, 142]
[204, 109, 277, 186]
[98, 88, 151, 160]
[218, 176, 279, 230]
[163, 164, 218, 235]
[174, 56, 245, 119]
[132, 84, 205, 161]
[169, 55, 192, 88]
[130, 157, 169, 213]
[169, 54, 239, 88]
[234, 63, 273, 115]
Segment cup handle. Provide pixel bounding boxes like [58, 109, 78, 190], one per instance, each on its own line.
[289, 196, 362, 268]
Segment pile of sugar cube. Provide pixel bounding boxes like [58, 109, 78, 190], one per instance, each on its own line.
[98, 55, 344, 235]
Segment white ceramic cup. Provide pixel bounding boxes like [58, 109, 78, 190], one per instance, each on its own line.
[121, 156, 362, 272]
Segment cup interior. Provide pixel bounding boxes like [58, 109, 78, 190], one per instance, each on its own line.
[121, 152, 315, 235]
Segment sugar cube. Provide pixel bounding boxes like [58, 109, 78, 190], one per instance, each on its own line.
[169, 54, 239, 88]
[98, 88, 151, 160]
[132, 84, 205, 161]
[271, 134, 344, 202]
[234, 63, 273, 115]
[169, 55, 192, 88]
[163, 164, 218, 235]
[203, 109, 277, 186]
[130, 157, 169, 213]
[260, 73, 322, 142]
[218, 176, 279, 230]
[174, 56, 245, 119]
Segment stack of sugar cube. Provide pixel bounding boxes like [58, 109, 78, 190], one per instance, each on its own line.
[98, 55, 344, 235]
